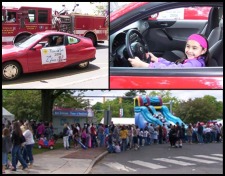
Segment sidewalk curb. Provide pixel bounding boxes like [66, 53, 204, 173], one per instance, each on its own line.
[84, 151, 108, 174]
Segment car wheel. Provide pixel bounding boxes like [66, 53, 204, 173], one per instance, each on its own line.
[50, 146, 53, 150]
[76, 61, 89, 69]
[38, 145, 42, 149]
[2, 61, 22, 81]
[85, 33, 97, 46]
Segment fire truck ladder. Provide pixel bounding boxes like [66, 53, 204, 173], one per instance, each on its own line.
[59, 16, 72, 34]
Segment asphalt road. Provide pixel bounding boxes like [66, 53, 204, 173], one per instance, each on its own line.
[2, 41, 109, 89]
[90, 142, 223, 174]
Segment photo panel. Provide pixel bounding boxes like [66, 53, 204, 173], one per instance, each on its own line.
[2, 2, 109, 89]
[109, 2, 223, 89]
[2, 89, 223, 174]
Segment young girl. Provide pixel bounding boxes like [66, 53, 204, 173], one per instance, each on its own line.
[2, 127, 12, 174]
[11, 121, 29, 172]
[128, 34, 209, 68]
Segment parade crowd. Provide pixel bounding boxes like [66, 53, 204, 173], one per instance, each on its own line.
[2, 119, 223, 174]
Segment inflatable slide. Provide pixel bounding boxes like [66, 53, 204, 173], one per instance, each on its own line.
[134, 95, 187, 129]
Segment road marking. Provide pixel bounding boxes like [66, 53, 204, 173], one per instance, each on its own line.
[174, 156, 218, 164]
[194, 155, 223, 161]
[103, 162, 136, 172]
[210, 154, 223, 157]
[58, 74, 108, 87]
[128, 160, 167, 169]
[153, 158, 195, 166]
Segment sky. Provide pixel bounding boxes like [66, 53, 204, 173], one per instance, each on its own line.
[2, 2, 107, 15]
[75, 90, 223, 105]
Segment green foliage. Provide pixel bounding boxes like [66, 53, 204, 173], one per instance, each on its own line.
[3, 90, 89, 122]
[90, 2, 108, 15]
[92, 102, 105, 123]
[174, 95, 223, 124]
[3, 90, 41, 120]
[3, 90, 222, 125]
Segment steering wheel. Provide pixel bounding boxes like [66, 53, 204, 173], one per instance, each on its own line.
[125, 29, 149, 65]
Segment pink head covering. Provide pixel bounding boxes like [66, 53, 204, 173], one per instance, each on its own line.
[188, 34, 208, 49]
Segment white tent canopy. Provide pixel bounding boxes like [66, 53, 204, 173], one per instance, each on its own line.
[2, 107, 15, 124]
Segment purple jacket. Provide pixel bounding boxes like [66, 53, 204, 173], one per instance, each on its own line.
[149, 56, 205, 68]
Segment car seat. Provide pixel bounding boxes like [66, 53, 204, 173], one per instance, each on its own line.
[204, 7, 220, 38]
[207, 38, 223, 67]
[163, 7, 223, 62]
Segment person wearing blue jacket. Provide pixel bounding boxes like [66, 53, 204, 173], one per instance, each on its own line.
[128, 34, 210, 68]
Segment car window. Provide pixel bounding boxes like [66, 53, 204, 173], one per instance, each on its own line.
[16, 34, 43, 48]
[152, 7, 211, 20]
[67, 36, 79, 44]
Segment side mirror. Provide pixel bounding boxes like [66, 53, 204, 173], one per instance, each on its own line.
[31, 44, 43, 50]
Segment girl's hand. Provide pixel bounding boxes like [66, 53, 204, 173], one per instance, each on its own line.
[128, 57, 149, 67]
[148, 52, 159, 62]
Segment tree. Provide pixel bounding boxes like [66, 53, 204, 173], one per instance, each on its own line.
[3, 90, 41, 120]
[174, 95, 223, 124]
[92, 102, 104, 123]
[41, 90, 88, 122]
[90, 2, 108, 15]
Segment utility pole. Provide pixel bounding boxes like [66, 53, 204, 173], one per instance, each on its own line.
[170, 100, 173, 114]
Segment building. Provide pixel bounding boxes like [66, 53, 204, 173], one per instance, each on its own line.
[52, 107, 94, 134]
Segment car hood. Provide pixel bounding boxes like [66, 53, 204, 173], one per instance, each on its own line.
[2, 45, 27, 58]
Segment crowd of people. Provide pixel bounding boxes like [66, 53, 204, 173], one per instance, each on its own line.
[59, 120, 223, 154]
[2, 120, 54, 174]
[2, 119, 223, 174]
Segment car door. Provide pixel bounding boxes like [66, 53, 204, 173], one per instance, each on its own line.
[64, 35, 89, 65]
[26, 43, 44, 72]
[27, 35, 66, 72]
[142, 6, 211, 57]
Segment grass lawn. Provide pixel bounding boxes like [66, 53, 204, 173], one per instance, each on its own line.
[33, 138, 64, 155]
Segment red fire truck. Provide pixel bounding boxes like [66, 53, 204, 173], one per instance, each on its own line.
[2, 6, 108, 46]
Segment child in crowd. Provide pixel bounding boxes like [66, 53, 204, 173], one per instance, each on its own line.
[114, 141, 121, 153]
[2, 128, 12, 174]
[128, 34, 209, 68]
[143, 129, 150, 146]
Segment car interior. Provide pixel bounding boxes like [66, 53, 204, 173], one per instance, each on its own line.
[110, 3, 223, 69]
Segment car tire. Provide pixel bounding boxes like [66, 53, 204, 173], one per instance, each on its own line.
[76, 61, 89, 69]
[85, 33, 97, 46]
[50, 146, 53, 150]
[38, 145, 42, 149]
[2, 61, 22, 81]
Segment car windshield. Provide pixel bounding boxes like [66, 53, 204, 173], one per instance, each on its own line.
[110, 2, 132, 13]
[15, 34, 44, 48]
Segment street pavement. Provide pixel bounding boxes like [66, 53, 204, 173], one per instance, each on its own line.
[5, 147, 108, 174]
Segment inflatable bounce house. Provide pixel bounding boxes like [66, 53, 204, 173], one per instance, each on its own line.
[134, 95, 187, 129]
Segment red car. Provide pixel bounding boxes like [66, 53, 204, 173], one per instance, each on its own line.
[2, 31, 96, 81]
[110, 2, 223, 89]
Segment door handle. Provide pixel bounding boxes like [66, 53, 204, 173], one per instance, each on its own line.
[159, 23, 168, 27]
